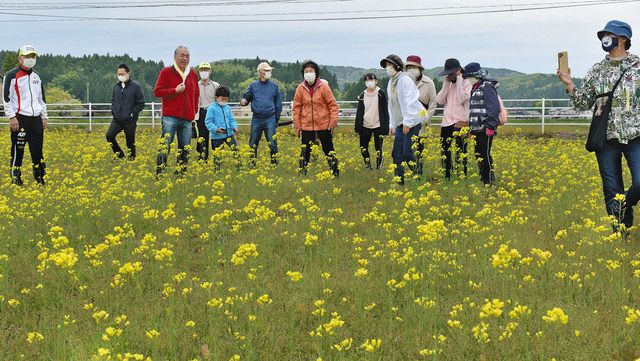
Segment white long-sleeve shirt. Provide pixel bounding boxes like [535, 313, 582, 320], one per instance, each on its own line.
[387, 72, 425, 128]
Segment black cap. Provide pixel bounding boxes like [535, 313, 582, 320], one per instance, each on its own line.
[380, 54, 403, 71]
[438, 58, 462, 76]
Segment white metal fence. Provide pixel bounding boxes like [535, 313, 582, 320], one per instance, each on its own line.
[0, 98, 591, 134]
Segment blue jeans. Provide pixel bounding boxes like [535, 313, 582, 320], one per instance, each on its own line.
[595, 138, 640, 227]
[249, 117, 278, 157]
[212, 136, 238, 149]
[211, 136, 238, 171]
[156, 116, 192, 172]
[392, 124, 421, 183]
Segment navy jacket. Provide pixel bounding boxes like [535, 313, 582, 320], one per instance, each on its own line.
[111, 80, 145, 122]
[468, 79, 500, 133]
[242, 80, 282, 121]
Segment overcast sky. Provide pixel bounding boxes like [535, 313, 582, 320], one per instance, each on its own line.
[1, 0, 639, 77]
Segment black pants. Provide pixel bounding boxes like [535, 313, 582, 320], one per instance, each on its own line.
[106, 120, 137, 158]
[10, 115, 45, 179]
[196, 108, 210, 160]
[441, 125, 468, 179]
[358, 127, 383, 165]
[300, 129, 338, 175]
[474, 132, 494, 185]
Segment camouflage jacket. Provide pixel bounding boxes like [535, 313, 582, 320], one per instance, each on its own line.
[569, 53, 640, 143]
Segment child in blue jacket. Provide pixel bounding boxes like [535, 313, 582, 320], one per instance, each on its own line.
[205, 86, 238, 169]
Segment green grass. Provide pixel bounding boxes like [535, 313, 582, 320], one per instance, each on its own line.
[0, 127, 639, 360]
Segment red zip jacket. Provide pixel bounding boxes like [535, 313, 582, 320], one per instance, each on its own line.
[154, 66, 200, 121]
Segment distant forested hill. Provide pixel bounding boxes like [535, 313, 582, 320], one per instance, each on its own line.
[1, 51, 577, 104]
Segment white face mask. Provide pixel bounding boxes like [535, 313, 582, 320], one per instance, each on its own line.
[117, 74, 129, 83]
[22, 58, 36, 69]
[365, 80, 376, 89]
[199, 71, 210, 80]
[263, 71, 272, 80]
[466, 76, 479, 84]
[406, 68, 421, 79]
[304, 72, 316, 83]
[386, 66, 397, 77]
[217, 100, 227, 106]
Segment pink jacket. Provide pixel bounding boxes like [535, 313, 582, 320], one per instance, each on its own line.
[435, 77, 471, 127]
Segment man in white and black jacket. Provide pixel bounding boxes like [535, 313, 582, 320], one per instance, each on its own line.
[107, 63, 146, 160]
[3, 45, 48, 185]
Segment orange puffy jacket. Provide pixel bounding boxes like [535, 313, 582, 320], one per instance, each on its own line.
[292, 79, 339, 131]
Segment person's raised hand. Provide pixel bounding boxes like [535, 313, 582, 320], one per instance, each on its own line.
[556, 69, 574, 92]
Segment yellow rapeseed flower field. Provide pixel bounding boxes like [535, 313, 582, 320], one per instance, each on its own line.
[1, 126, 639, 360]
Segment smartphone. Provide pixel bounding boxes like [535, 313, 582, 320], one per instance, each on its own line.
[558, 51, 570, 74]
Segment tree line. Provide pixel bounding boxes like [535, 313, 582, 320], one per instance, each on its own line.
[0, 52, 349, 104]
[2, 50, 570, 107]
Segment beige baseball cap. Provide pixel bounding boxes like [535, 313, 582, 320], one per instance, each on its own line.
[19, 45, 37, 56]
[257, 62, 273, 72]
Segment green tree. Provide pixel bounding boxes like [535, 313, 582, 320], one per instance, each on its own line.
[45, 86, 83, 117]
[1, 51, 18, 75]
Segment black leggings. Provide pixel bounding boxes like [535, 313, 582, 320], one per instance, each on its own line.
[441, 125, 468, 179]
[474, 132, 494, 185]
[358, 127, 383, 162]
[300, 130, 335, 165]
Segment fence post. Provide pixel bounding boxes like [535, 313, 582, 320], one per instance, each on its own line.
[151, 102, 156, 130]
[88, 103, 93, 132]
[541, 98, 546, 135]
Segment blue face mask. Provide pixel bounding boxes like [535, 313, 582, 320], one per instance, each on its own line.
[601, 36, 619, 52]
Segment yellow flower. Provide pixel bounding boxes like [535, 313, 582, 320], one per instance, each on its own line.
[8, 299, 20, 307]
[491, 244, 521, 269]
[26, 332, 44, 343]
[354, 268, 368, 277]
[614, 193, 626, 202]
[542, 307, 569, 324]
[145, 329, 160, 339]
[256, 294, 272, 305]
[286, 271, 303, 282]
[479, 299, 505, 318]
[360, 338, 383, 352]
[231, 243, 259, 266]
[192, 195, 207, 208]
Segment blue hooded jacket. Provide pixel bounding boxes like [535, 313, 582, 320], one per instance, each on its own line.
[205, 102, 238, 140]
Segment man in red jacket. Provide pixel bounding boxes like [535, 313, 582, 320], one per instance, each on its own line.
[154, 45, 200, 175]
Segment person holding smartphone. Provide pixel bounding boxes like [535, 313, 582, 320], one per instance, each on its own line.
[435, 58, 472, 180]
[557, 20, 640, 231]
